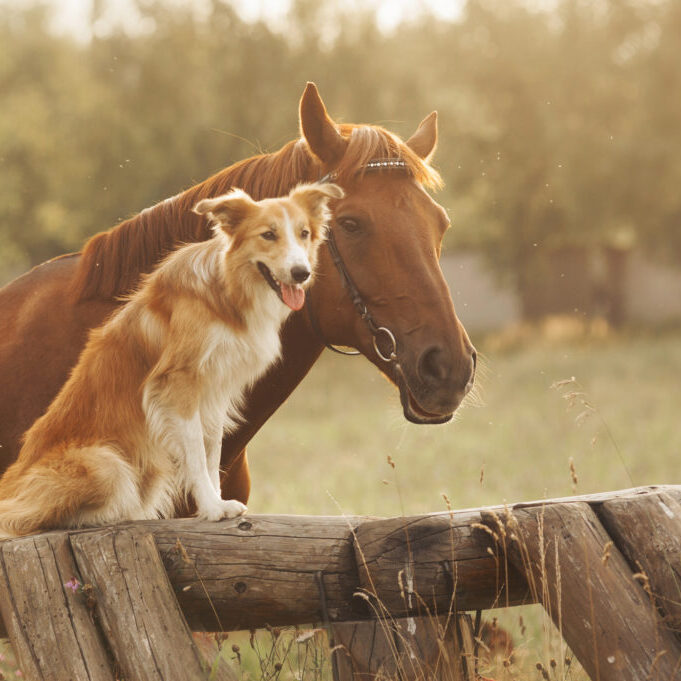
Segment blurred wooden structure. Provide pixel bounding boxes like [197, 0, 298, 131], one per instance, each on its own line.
[0, 485, 679, 680]
[442, 251, 681, 333]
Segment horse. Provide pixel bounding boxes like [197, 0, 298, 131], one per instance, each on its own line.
[0, 82, 476, 506]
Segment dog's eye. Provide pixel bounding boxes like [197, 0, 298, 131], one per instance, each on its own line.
[300, 229, 310, 239]
[260, 231, 277, 241]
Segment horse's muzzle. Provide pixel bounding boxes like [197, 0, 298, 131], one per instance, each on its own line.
[398, 343, 477, 424]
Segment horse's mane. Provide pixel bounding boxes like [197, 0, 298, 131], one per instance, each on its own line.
[73, 124, 441, 300]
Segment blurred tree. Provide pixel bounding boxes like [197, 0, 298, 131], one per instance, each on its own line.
[632, 0, 681, 261]
[0, 0, 679, 318]
[423, 0, 677, 317]
[0, 5, 105, 270]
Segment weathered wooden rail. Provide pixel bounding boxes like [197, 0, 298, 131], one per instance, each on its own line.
[0, 485, 680, 680]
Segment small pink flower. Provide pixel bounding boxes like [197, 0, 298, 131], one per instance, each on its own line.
[0, 652, 5, 661]
[64, 577, 81, 593]
[16, 671, 23, 677]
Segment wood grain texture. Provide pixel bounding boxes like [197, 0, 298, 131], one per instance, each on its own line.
[354, 511, 528, 616]
[597, 489, 681, 639]
[0, 532, 114, 681]
[0, 486, 678, 640]
[70, 527, 208, 681]
[1, 485, 681, 681]
[508, 484, 681, 510]
[150, 514, 367, 631]
[333, 614, 475, 681]
[483, 501, 681, 681]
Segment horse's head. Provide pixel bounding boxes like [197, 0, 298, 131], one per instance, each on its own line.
[300, 84, 476, 424]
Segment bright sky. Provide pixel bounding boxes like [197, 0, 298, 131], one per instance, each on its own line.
[230, 0, 465, 31]
[4, 0, 467, 40]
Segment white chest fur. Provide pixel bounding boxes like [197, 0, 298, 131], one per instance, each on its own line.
[197, 294, 286, 435]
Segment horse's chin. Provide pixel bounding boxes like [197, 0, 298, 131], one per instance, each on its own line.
[397, 378, 455, 425]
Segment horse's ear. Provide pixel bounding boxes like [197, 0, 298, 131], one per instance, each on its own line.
[193, 189, 257, 234]
[406, 111, 438, 161]
[299, 82, 347, 167]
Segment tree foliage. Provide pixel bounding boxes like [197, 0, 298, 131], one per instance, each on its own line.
[0, 0, 679, 298]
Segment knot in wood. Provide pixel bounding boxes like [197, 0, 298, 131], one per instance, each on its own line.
[238, 520, 252, 531]
[234, 581, 247, 594]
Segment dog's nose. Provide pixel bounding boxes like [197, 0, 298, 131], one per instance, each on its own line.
[291, 266, 310, 284]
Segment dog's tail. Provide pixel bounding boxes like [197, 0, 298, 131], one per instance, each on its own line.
[0, 446, 139, 539]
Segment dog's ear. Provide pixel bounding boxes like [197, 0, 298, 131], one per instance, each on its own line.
[289, 183, 344, 234]
[193, 189, 257, 234]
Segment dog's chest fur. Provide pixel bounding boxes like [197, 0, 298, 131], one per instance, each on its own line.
[195, 292, 286, 433]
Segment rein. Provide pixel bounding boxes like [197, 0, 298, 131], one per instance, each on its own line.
[306, 159, 406, 364]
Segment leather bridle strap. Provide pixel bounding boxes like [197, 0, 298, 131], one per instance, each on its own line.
[306, 158, 406, 363]
[305, 229, 398, 362]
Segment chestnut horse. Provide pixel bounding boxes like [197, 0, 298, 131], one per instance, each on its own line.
[0, 83, 475, 505]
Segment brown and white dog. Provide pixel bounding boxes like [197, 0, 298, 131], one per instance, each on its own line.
[0, 182, 342, 537]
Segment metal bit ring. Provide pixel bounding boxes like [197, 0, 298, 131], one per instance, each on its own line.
[373, 327, 398, 363]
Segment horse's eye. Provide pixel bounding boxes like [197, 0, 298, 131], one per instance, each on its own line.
[338, 217, 361, 233]
[261, 231, 277, 241]
[300, 229, 310, 239]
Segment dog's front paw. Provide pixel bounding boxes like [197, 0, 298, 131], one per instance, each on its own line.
[197, 498, 247, 522]
[218, 499, 248, 519]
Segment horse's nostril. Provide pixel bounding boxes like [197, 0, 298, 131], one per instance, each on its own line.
[291, 266, 310, 284]
[418, 346, 450, 383]
[464, 349, 477, 395]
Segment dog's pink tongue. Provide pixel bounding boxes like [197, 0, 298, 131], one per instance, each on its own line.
[280, 283, 305, 311]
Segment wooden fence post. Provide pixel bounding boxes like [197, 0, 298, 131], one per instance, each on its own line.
[332, 614, 476, 681]
[482, 501, 681, 681]
[0, 486, 680, 680]
[0, 532, 115, 681]
[598, 489, 681, 641]
[70, 527, 209, 681]
[331, 510, 524, 680]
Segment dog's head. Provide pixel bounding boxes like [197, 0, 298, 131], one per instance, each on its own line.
[193, 182, 343, 311]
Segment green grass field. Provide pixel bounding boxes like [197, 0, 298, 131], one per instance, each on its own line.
[246, 328, 681, 518]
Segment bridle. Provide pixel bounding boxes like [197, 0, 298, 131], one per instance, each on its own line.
[307, 157, 461, 425]
[306, 159, 407, 365]
[309, 226, 398, 363]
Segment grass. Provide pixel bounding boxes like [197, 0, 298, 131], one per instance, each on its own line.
[220, 325, 680, 680]
[247, 327, 681, 517]
[3, 326, 680, 680]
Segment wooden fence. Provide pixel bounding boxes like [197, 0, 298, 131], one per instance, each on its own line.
[0, 485, 680, 680]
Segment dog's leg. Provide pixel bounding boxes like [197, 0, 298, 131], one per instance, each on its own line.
[203, 424, 224, 496]
[144, 327, 247, 522]
[178, 412, 226, 519]
[147, 404, 246, 521]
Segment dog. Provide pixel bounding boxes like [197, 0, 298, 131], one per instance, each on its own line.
[0, 182, 343, 537]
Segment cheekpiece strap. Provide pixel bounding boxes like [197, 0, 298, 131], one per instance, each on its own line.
[310, 157, 408, 358]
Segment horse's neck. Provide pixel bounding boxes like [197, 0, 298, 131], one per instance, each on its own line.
[75, 142, 320, 301]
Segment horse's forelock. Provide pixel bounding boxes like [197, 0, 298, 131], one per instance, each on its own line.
[334, 124, 442, 190]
